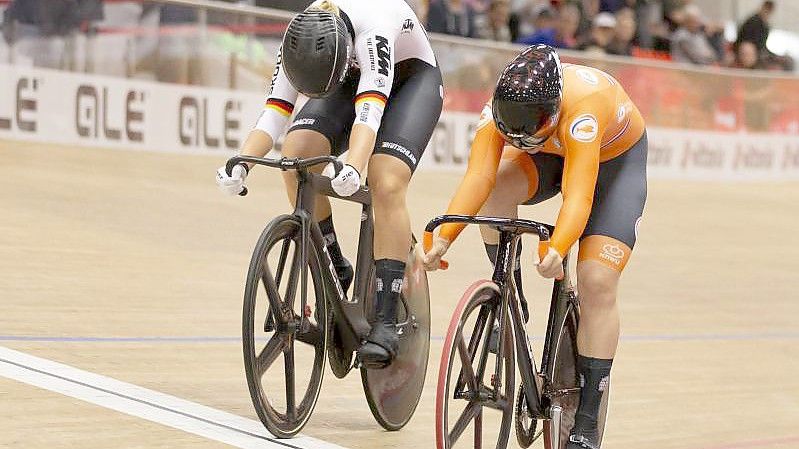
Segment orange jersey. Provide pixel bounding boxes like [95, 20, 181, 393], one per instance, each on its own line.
[439, 64, 645, 256]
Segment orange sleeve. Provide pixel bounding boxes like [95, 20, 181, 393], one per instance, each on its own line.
[438, 120, 505, 243]
[549, 118, 601, 256]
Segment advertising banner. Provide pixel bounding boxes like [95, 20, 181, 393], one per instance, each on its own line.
[2, 64, 798, 180]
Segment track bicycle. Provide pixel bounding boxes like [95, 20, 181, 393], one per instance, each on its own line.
[225, 155, 431, 438]
[424, 215, 609, 449]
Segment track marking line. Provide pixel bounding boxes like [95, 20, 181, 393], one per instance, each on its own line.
[0, 346, 348, 449]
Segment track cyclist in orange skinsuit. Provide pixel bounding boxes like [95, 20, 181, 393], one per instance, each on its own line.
[423, 45, 648, 449]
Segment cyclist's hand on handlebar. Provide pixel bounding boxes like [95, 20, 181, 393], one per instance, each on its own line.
[325, 163, 361, 197]
[422, 235, 451, 271]
[536, 246, 564, 280]
[216, 163, 248, 196]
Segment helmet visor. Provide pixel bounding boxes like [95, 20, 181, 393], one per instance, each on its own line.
[494, 100, 560, 149]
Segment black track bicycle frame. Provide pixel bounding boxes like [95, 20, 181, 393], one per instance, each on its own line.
[425, 215, 572, 419]
[227, 156, 376, 351]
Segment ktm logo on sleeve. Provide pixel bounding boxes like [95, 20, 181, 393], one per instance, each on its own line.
[375, 36, 391, 76]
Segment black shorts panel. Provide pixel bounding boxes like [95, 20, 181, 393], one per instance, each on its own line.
[584, 132, 648, 248]
[522, 132, 648, 248]
[286, 59, 443, 172]
[523, 152, 563, 205]
[373, 60, 443, 172]
[288, 76, 358, 156]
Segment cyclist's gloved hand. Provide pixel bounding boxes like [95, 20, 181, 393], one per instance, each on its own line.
[329, 163, 361, 197]
[536, 246, 564, 280]
[423, 235, 451, 271]
[216, 163, 248, 196]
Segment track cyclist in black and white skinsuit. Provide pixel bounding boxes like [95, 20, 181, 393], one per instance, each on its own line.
[216, 0, 443, 368]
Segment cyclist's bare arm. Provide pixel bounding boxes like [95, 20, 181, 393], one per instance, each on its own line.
[244, 45, 299, 163]
[239, 130, 275, 160]
[437, 120, 506, 243]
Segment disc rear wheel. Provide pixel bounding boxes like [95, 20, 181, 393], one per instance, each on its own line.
[361, 243, 431, 431]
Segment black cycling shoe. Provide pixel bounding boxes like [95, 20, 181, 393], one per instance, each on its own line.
[567, 419, 600, 449]
[334, 260, 354, 294]
[566, 433, 599, 449]
[357, 322, 399, 369]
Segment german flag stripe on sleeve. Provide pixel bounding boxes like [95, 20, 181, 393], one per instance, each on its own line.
[265, 98, 294, 117]
[355, 90, 388, 108]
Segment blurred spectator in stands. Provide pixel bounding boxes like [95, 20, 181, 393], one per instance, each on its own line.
[579, 11, 616, 55]
[607, 7, 636, 55]
[734, 1, 792, 71]
[731, 41, 761, 70]
[427, 0, 478, 38]
[155, 4, 200, 84]
[670, 4, 717, 65]
[556, 2, 581, 49]
[621, 0, 656, 49]
[662, 0, 689, 31]
[517, 3, 580, 49]
[735, 0, 774, 55]
[515, 4, 556, 45]
[2, 0, 102, 69]
[479, 0, 512, 42]
[575, 0, 600, 38]
[600, 0, 626, 13]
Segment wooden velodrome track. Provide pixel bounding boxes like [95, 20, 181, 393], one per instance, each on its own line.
[1, 140, 798, 449]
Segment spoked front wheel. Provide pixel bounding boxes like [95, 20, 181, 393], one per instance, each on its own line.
[242, 214, 328, 438]
[544, 301, 610, 449]
[436, 280, 515, 449]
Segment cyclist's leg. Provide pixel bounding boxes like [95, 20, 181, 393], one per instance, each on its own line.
[281, 78, 358, 289]
[357, 59, 442, 367]
[367, 154, 413, 358]
[280, 130, 334, 219]
[480, 147, 563, 321]
[568, 132, 648, 448]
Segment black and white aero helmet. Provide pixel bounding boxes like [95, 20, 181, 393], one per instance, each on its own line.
[281, 3, 353, 98]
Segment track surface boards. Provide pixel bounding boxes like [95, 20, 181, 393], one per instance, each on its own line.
[1, 140, 798, 449]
